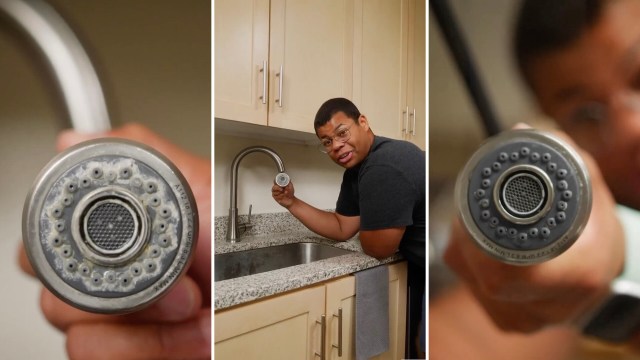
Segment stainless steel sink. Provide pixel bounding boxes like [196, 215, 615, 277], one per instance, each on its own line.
[215, 242, 354, 281]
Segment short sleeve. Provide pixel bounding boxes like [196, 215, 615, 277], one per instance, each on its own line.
[359, 164, 417, 230]
[336, 169, 359, 216]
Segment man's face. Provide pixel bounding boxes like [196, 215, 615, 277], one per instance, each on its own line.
[315, 111, 372, 169]
[528, 0, 640, 209]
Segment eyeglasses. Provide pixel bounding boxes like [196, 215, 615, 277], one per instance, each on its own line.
[317, 126, 351, 153]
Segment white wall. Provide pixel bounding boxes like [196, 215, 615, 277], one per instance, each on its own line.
[214, 132, 344, 217]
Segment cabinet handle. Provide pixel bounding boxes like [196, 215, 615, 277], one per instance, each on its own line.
[402, 106, 409, 135]
[259, 61, 267, 105]
[411, 108, 416, 136]
[332, 307, 343, 356]
[315, 314, 326, 360]
[275, 64, 283, 107]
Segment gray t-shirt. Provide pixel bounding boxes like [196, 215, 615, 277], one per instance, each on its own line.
[336, 136, 425, 268]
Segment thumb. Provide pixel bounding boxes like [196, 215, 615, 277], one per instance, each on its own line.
[56, 128, 110, 151]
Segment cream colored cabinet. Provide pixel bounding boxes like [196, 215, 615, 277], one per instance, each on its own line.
[268, 0, 354, 133]
[325, 261, 407, 360]
[406, 0, 426, 149]
[352, 0, 407, 141]
[214, 0, 270, 126]
[215, 262, 407, 360]
[353, 0, 425, 149]
[215, 285, 325, 359]
[215, 0, 354, 134]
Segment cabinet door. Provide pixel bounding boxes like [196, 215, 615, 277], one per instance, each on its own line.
[353, 0, 409, 140]
[215, 285, 326, 360]
[268, 0, 354, 134]
[325, 262, 408, 360]
[215, 0, 269, 125]
[325, 276, 356, 359]
[406, 0, 425, 149]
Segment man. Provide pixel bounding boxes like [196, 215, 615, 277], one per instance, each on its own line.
[272, 97, 426, 357]
[432, 0, 640, 357]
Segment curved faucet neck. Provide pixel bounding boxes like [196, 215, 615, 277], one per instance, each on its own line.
[0, 0, 111, 132]
[227, 146, 286, 242]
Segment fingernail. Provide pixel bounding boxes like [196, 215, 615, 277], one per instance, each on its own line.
[156, 280, 196, 320]
[512, 122, 531, 130]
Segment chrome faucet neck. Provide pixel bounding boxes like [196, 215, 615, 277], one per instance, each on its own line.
[227, 146, 288, 242]
[0, 0, 110, 132]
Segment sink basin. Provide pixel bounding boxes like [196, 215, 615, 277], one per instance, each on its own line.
[215, 242, 354, 281]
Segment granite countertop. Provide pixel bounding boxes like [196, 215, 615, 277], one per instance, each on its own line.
[214, 213, 403, 310]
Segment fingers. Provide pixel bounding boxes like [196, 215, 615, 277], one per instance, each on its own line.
[55, 123, 212, 296]
[446, 125, 625, 333]
[446, 217, 541, 301]
[42, 276, 203, 332]
[272, 181, 292, 191]
[66, 309, 211, 360]
[510, 122, 583, 154]
[56, 121, 212, 233]
[447, 219, 593, 331]
[271, 182, 294, 207]
[271, 183, 287, 196]
[56, 123, 211, 196]
[25, 124, 212, 360]
[189, 233, 212, 307]
[449, 214, 601, 303]
[57, 123, 179, 156]
[17, 244, 36, 277]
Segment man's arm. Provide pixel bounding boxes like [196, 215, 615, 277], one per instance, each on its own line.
[359, 227, 405, 259]
[272, 182, 405, 257]
[272, 182, 360, 240]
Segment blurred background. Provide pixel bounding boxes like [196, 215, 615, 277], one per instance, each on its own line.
[0, 0, 209, 358]
[429, 0, 549, 294]
[429, 3, 640, 357]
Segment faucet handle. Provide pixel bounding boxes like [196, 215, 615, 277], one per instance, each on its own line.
[238, 204, 254, 235]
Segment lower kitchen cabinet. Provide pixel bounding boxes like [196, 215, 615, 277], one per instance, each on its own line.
[325, 261, 407, 359]
[215, 284, 325, 359]
[214, 261, 408, 360]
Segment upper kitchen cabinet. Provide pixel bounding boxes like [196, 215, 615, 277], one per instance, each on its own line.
[268, 0, 354, 133]
[215, 0, 270, 126]
[215, 0, 354, 134]
[353, 0, 425, 149]
[406, 0, 426, 149]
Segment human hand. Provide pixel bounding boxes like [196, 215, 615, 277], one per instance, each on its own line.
[18, 123, 211, 359]
[444, 126, 624, 333]
[272, 181, 295, 209]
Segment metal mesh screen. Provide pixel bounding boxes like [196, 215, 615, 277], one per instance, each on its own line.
[503, 173, 545, 216]
[86, 202, 136, 251]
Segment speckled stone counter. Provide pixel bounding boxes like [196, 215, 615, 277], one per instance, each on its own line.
[214, 213, 403, 310]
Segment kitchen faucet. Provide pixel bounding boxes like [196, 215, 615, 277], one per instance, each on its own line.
[227, 146, 290, 242]
[0, 0, 110, 132]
